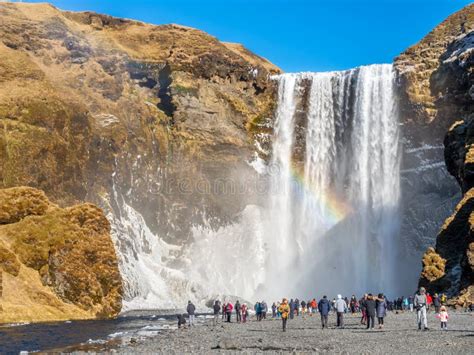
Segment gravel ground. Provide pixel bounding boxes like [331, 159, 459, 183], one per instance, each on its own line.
[114, 311, 474, 354]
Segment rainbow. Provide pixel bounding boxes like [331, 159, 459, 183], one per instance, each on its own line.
[289, 163, 353, 229]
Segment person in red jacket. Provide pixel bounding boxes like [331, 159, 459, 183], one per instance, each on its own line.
[426, 293, 433, 311]
[310, 299, 317, 316]
[225, 302, 234, 322]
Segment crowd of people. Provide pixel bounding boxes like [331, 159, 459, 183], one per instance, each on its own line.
[180, 287, 458, 332]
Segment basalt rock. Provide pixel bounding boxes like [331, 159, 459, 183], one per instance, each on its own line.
[0, 186, 123, 323]
[414, 6, 474, 305]
[394, 4, 474, 287]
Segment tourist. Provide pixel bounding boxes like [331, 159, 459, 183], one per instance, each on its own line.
[310, 298, 317, 316]
[360, 294, 368, 325]
[186, 300, 196, 327]
[255, 302, 261, 321]
[318, 295, 331, 329]
[433, 293, 441, 313]
[436, 306, 449, 330]
[426, 292, 433, 311]
[301, 300, 307, 315]
[350, 295, 357, 314]
[376, 293, 387, 329]
[289, 299, 295, 319]
[331, 298, 336, 313]
[415, 287, 429, 330]
[365, 294, 376, 330]
[403, 296, 409, 311]
[276, 301, 282, 318]
[271, 302, 277, 318]
[222, 302, 226, 320]
[177, 313, 187, 329]
[235, 300, 242, 322]
[440, 293, 447, 305]
[225, 302, 233, 322]
[241, 303, 248, 323]
[278, 298, 290, 332]
[396, 297, 402, 311]
[295, 298, 300, 316]
[212, 300, 220, 326]
[408, 295, 414, 312]
[261, 301, 268, 319]
[335, 294, 347, 328]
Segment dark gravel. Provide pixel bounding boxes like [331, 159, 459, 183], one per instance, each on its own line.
[116, 311, 474, 354]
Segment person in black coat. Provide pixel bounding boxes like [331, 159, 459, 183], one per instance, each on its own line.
[235, 300, 242, 322]
[365, 294, 377, 330]
[318, 295, 331, 329]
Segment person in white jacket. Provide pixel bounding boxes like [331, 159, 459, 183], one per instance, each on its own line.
[335, 294, 348, 328]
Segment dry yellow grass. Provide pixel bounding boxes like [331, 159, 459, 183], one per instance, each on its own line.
[0, 187, 122, 324]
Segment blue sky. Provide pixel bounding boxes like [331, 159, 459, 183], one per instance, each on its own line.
[20, 0, 473, 72]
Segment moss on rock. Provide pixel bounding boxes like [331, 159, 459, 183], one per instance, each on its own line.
[0, 187, 122, 323]
[0, 186, 50, 224]
[421, 247, 446, 282]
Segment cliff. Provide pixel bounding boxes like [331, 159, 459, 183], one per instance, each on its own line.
[0, 187, 122, 323]
[393, 4, 474, 289]
[408, 6, 474, 305]
[0, 2, 280, 308]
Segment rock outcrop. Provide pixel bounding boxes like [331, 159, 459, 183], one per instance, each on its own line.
[413, 5, 474, 305]
[0, 186, 122, 323]
[394, 4, 474, 288]
[395, 4, 473, 125]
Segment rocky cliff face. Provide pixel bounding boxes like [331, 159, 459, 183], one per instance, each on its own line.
[406, 7, 474, 305]
[0, 187, 122, 323]
[393, 4, 474, 288]
[0, 2, 279, 308]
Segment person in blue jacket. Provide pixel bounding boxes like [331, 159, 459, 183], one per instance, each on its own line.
[318, 295, 331, 329]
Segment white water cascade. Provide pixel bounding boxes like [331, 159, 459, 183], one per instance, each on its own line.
[106, 64, 402, 310]
[262, 64, 401, 299]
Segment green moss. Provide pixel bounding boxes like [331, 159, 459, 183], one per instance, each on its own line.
[172, 84, 198, 97]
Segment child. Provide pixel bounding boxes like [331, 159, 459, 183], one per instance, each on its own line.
[177, 313, 187, 329]
[436, 306, 449, 330]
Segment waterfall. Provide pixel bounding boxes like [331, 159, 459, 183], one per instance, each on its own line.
[264, 64, 401, 299]
[105, 64, 402, 310]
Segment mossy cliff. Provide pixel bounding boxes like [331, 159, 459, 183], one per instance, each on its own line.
[0, 2, 279, 242]
[0, 187, 122, 323]
[403, 4, 474, 306]
[0, 2, 280, 313]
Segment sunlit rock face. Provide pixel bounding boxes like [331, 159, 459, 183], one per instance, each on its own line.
[394, 4, 474, 289]
[0, 187, 122, 323]
[0, 2, 279, 309]
[1, 1, 473, 311]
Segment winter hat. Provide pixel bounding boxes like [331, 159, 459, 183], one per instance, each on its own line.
[337, 294, 342, 299]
